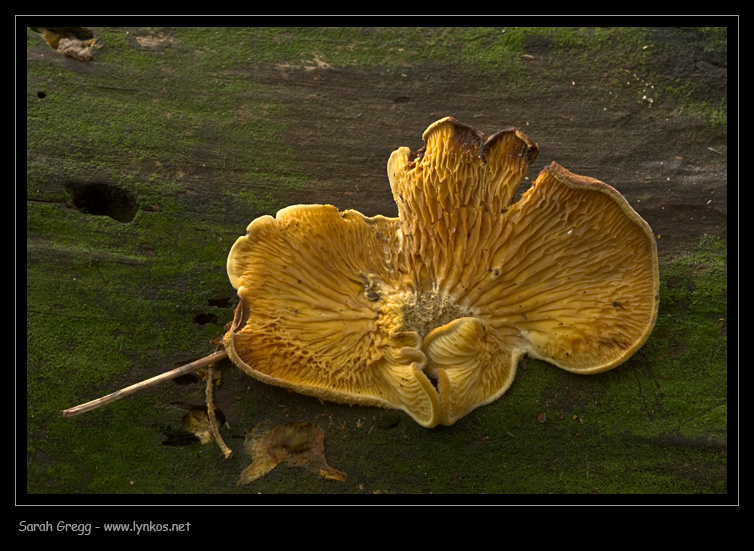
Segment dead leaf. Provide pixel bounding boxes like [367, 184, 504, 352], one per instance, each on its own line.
[30, 27, 100, 61]
[177, 404, 225, 445]
[238, 422, 347, 484]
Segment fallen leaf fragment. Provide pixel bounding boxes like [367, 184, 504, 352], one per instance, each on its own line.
[238, 422, 347, 484]
[178, 404, 226, 445]
[181, 408, 215, 444]
[30, 26, 100, 61]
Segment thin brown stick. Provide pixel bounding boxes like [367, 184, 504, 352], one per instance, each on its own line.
[61, 350, 229, 418]
[205, 361, 233, 459]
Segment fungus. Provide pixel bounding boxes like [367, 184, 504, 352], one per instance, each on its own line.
[63, 117, 659, 433]
[224, 117, 659, 428]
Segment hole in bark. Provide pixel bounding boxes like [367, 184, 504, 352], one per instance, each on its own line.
[194, 313, 219, 325]
[66, 182, 138, 223]
[173, 374, 201, 385]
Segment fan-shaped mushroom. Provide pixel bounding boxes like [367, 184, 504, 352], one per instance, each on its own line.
[224, 117, 660, 427]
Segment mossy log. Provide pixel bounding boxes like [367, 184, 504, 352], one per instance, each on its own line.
[25, 27, 728, 499]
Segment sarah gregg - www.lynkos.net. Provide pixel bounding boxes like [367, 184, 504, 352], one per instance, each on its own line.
[19, 520, 192, 536]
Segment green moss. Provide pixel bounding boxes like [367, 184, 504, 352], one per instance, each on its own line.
[27, 28, 300, 203]
[28, 27, 727, 134]
[651, 27, 727, 127]
[665, 89, 728, 128]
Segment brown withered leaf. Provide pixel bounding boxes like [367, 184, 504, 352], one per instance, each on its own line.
[238, 422, 347, 484]
[178, 404, 225, 445]
[30, 27, 99, 61]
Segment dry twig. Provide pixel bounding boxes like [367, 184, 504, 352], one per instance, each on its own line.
[61, 350, 228, 418]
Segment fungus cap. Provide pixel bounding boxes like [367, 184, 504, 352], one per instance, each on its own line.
[224, 117, 659, 427]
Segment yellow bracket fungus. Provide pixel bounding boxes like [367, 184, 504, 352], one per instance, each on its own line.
[224, 117, 660, 428]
